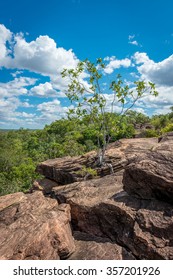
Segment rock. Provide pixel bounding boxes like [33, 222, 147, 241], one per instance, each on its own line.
[36, 138, 158, 183]
[0, 192, 75, 260]
[123, 149, 173, 204]
[31, 178, 59, 194]
[45, 174, 173, 260]
[1, 135, 173, 260]
[32, 136, 173, 259]
[158, 131, 173, 143]
[36, 173, 123, 206]
[68, 231, 135, 260]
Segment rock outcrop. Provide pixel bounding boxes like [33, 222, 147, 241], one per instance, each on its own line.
[1, 136, 173, 260]
[34, 136, 173, 260]
[37, 174, 173, 260]
[36, 138, 158, 183]
[0, 192, 75, 260]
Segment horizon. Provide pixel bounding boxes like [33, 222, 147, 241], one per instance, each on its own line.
[0, 0, 173, 129]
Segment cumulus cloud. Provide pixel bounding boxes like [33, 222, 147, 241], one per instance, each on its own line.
[132, 52, 173, 114]
[0, 97, 23, 125]
[104, 56, 131, 74]
[36, 99, 70, 124]
[0, 76, 37, 97]
[0, 97, 68, 128]
[0, 24, 12, 64]
[134, 52, 173, 86]
[37, 99, 68, 116]
[0, 27, 79, 77]
[0, 24, 81, 128]
[0, 96, 35, 122]
[30, 82, 65, 97]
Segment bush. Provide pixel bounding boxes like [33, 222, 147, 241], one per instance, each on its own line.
[144, 129, 159, 138]
[161, 123, 173, 133]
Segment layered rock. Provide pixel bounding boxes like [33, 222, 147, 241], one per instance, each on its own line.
[1, 136, 172, 260]
[0, 192, 75, 260]
[123, 149, 173, 204]
[35, 136, 173, 260]
[36, 138, 158, 183]
[40, 175, 173, 260]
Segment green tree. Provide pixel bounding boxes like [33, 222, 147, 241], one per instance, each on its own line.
[61, 58, 158, 166]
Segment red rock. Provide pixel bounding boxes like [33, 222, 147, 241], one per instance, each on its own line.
[123, 149, 173, 204]
[0, 192, 75, 260]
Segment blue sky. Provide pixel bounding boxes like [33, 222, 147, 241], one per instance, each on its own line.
[0, 0, 173, 129]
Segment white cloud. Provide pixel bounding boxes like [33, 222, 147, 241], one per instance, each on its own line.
[0, 24, 85, 96]
[128, 34, 140, 46]
[135, 107, 146, 114]
[11, 70, 23, 77]
[18, 112, 35, 118]
[1, 30, 79, 77]
[0, 76, 37, 97]
[37, 99, 68, 118]
[0, 24, 12, 64]
[104, 57, 131, 74]
[128, 35, 135, 40]
[134, 52, 173, 86]
[34, 99, 73, 126]
[101, 93, 122, 113]
[0, 97, 68, 128]
[0, 97, 35, 122]
[0, 97, 20, 123]
[30, 82, 65, 97]
[129, 40, 139, 46]
[132, 52, 173, 114]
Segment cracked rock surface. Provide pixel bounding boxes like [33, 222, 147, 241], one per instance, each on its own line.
[1, 136, 173, 260]
[0, 192, 75, 260]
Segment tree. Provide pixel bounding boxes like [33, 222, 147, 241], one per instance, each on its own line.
[61, 58, 158, 166]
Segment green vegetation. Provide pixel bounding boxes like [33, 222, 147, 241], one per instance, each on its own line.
[0, 108, 172, 196]
[61, 58, 158, 165]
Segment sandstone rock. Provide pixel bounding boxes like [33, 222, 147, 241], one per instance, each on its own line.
[123, 150, 173, 204]
[47, 175, 173, 260]
[68, 231, 135, 260]
[31, 178, 59, 194]
[0, 192, 75, 260]
[158, 131, 173, 143]
[36, 138, 158, 183]
[33, 136, 173, 260]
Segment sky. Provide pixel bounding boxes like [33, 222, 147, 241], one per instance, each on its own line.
[0, 0, 173, 129]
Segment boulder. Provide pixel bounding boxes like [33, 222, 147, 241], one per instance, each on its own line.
[0, 192, 75, 260]
[123, 149, 173, 204]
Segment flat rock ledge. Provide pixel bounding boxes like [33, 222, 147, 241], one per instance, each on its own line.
[0, 192, 75, 260]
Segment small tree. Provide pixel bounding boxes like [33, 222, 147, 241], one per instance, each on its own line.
[61, 58, 158, 166]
